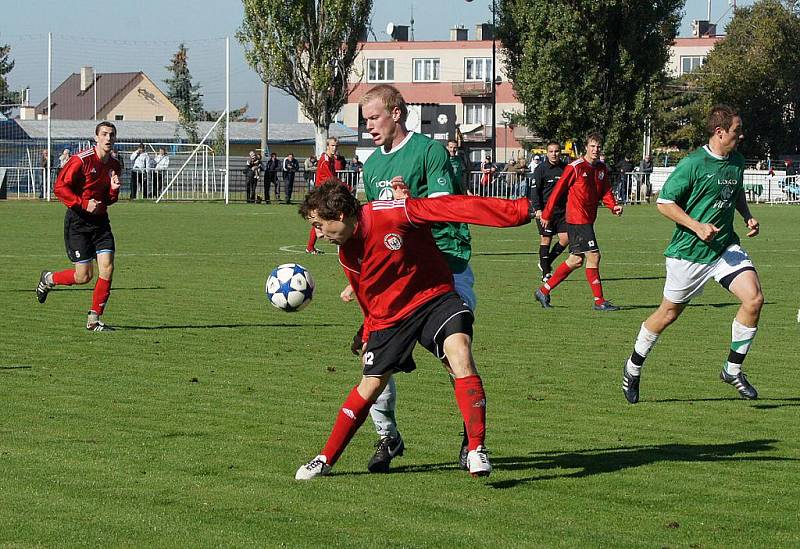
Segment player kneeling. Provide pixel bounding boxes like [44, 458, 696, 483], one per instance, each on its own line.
[294, 181, 533, 479]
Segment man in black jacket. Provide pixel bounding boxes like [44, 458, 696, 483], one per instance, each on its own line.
[529, 141, 569, 282]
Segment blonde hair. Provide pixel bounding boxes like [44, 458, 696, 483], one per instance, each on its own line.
[358, 84, 408, 125]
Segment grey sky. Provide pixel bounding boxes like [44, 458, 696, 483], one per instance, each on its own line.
[3, 0, 752, 123]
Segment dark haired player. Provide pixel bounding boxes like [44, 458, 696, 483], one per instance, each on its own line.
[622, 104, 763, 403]
[530, 140, 569, 282]
[534, 132, 623, 311]
[35, 121, 122, 331]
[294, 181, 533, 480]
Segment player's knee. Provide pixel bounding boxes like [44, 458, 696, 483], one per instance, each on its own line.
[358, 376, 386, 401]
[567, 255, 583, 269]
[74, 270, 92, 284]
[744, 290, 764, 314]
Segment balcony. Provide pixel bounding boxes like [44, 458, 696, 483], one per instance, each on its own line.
[452, 81, 492, 97]
[459, 123, 492, 142]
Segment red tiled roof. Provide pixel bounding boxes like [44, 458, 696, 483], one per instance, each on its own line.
[35, 72, 142, 120]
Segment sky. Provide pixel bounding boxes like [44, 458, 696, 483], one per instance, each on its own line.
[3, 0, 754, 123]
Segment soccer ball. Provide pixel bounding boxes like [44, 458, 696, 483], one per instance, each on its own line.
[266, 263, 315, 312]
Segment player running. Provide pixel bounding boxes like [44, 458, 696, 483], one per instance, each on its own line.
[534, 132, 623, 311]
[294, 181, 533, 480]
[530, 140, 569, 282]
[35, 121, 122, 331]
[622, 104, 763, 403]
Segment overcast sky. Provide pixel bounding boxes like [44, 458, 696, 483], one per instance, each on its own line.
[3, 0, 752, 123]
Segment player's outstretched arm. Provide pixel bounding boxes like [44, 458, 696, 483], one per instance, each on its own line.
[405, 195, 531, 228]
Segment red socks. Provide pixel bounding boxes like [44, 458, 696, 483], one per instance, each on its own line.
[540, 262, 575, 294]
[91, 276, 112, 315]
[52, 270, 77, 286]
[321, 386, 374, 465]
[454, 375, 487, 451]
[585, 267, 604, 303]
[306, 228, 318, 252]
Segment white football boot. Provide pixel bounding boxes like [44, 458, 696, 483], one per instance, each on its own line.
[467, 445, 492, 477]
[295, 455, 332, 480]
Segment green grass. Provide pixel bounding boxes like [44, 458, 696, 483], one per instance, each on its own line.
[1, 199, 798, 548]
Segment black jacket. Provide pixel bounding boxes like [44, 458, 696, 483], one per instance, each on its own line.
[530, 159, 567, 214]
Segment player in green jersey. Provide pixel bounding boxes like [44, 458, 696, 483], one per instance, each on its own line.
[447, 139, 469, 195]
[622, 104, 763, 403]
[347, 84, 474, 473]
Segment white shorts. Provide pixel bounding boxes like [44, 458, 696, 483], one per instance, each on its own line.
[663, 244, 755, 304]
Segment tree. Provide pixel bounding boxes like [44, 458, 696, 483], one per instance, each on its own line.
[698, 0, 800, 157]
[165, 43, 204, 143]
[651, 73, 706, 152]
[1, 39, 20, 117]
[237, 0, 372, 155]
[496, 0, 684, 160]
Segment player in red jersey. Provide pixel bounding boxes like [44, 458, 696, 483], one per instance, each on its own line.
[534, 132, 623, 311]
[305, 137, 343, 255]
[35, 122, 122, 331]
[294, 181, 532, 480]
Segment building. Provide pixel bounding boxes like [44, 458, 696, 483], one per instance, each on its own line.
[667, 20, 723, 76]
[31, 67, 180, 122]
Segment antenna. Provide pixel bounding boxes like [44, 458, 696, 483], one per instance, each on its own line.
[410, 5, 415, 41]
[386, 22, 395, 38]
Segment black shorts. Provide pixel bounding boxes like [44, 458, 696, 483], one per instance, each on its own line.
[567, 223, 599, 255]
[63, 209, 115, 263]
[362, 292, 474, 377]
[536, 213, 567, 237]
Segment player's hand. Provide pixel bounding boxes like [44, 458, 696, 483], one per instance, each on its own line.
[340, 284, 355, 302]
[695, 223, 720, 242]
[351, 324, 365, 355]
[745, 217, 760, 237]
[613, 205, 623, 216]
[86, 199, 102, 213]
[110, 170, 120, 190]
[534, 210, 542, 220]
[540, 218, 550, 229]
[390, 176, 410, 199]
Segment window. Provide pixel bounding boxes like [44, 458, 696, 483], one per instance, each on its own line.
[470, 149, 490, 163]
[367, 59, 394, 82]
[155, 115, 164, 122]
[114, 114, 124, 120]
[680, 56, 705, 75]
[465, 57, 492, 82]
[413, 58, 440, 82]
[464, 104, 492, 125]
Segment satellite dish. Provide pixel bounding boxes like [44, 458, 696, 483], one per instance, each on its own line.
[386, 22, 395, 37]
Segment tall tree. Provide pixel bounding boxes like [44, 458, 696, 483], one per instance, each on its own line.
[651, 73, 706, 152]
[698, 0, 800, 157]
[497, 0, 684, 160]
[1, 39, 20, 116]
[164, 43, 204, 143]
[237, 0, 372, 155]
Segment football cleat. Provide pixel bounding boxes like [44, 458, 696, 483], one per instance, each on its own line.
[534, 288, 553, 309]
[720, 368, 758, 400]
[367, 433, 405, 473]
[86, 319, 115, 332]
[36, 271, 54, 303]
[467, 445, 492, 477]
[459, 432, 469, 471]
[542, 272, 552, 284]
[305, 248, 324, 255]
[295, 455, 332, 480]
[622, 363, 641, 404]
[593, 300, 620, 312]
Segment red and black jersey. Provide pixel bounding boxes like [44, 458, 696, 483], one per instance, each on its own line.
[54, 147, 121, 219]
[339, 195, 530, 339]
[542, 158, 616, 225]
[315, 153, 338, 187]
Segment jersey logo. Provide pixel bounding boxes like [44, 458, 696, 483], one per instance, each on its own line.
[90, 168, 97, 174]
[582, 172, 588, 177]
[437, 176, 446, 185]
[342, 407, 356, 420]
[384, 233, 403, 251]
[719, 185, 735, 200]
[378, 187, 394, 200]
[598, 171, 605, 180]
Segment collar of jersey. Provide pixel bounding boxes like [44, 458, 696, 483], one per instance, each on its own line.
[381, 130, 415, 156]
[703, 144, 729, 160]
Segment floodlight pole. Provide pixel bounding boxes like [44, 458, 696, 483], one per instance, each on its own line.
[46, 32, 52, 201]
[225, 36, 230, 204]
[491, 0, 497, 164]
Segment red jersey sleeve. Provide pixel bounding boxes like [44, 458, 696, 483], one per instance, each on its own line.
[404, 195, 530, 228]
[54, 156, 85, 209]
[542, 163, 574, 221]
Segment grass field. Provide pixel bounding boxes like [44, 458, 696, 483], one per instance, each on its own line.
[1, 199, 799, 548]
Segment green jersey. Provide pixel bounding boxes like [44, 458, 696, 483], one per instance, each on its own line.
[363, 132, 472, 272]
[448, 155, 467, 194]
[659, 145, 744, 264]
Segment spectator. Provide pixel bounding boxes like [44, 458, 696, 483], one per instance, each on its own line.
[639, 154, 654, 202]
[346, 155, 363, 192]
[615, 155, 634, 203]
[245, 150, 262, 203]
[282, 152, 300, 204]
[129, 143, 150, 199]
[480, 155, 496, 195]
[304, 155, 317, 190]
[39, 148, 49, 199]
[529, 154, 542, 174]
[264, 152, 280, 203]
[446, 140, 469, 194]
[153, 147, 170, 197]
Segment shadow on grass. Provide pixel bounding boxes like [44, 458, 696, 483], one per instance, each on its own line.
[0, 365, 32, 370]
[474, 251, 535, 257]
[602, 275, 664, 282]
[488, 439, 793, 489]
[115, 323, 348, 330]
[6, 286, 165, 293]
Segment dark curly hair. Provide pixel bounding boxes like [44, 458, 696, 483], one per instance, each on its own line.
[299, 179, 360, 221]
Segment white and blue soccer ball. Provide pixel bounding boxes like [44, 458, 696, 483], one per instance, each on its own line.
[266, 263, 315, 312]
